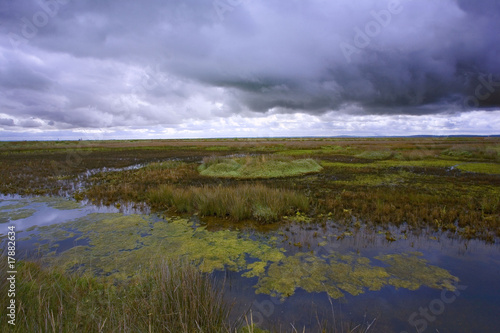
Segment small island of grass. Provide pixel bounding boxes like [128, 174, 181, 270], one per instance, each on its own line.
[198, 155, 323, 178]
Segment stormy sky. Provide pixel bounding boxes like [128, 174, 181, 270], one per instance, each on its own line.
[0, 0, 499, 140]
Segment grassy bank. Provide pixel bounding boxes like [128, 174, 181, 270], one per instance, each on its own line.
[0, 258, 234, 332]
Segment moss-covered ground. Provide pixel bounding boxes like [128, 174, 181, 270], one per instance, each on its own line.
[198, 155, 322, 178]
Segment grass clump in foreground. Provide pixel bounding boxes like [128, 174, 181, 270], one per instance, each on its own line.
[149, 183, 309, 222]
[0, 258, 234, 333]
[198, 155, 322, 178]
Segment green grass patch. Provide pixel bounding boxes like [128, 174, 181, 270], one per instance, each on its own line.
[198, 155, 322, 178]
[441, 148, 474, 158]
[377, 159, 462, 168]
[440, 145, 500, 161]
[321, 161, 373, 168]
[321, 159, 463, 169]
[277, 145, 358, 156]
[277, 149, 320, 156]
[355, 150, 394, 160]
[143, 160, 187, 170]
[334, 170, 415, 186]
[456, 163, 500, 174]
[205, 146, 232, 151]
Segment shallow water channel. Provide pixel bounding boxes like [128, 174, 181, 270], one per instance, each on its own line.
[1, 195, 499, 332]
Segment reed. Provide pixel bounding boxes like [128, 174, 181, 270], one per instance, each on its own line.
[149, 183, 309, 223]
[0, 256, 234, 333]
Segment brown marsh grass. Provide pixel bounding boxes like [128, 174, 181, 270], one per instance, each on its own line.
[148, 183, 309, 223]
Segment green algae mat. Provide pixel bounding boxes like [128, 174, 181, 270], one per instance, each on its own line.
[13, 197, 458, 300]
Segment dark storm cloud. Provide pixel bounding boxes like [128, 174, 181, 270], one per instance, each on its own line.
[0, 0, 499, 132]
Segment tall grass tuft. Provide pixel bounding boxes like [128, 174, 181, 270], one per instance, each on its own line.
[149, 183, 309, 223]
[0, 257, 233, 332]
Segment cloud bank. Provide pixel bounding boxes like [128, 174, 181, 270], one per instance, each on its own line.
[0, 0, 499, 138]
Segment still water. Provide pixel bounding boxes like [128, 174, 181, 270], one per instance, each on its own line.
[1, 195, 499, 332]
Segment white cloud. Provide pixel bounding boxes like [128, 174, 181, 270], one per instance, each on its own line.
[2, 110, 499, 141]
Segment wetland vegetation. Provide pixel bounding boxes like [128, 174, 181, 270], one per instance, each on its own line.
[0, 256, 233, 332]
[1, 137, 498, 239]
[198, 155, 323, 178]
[1, 137, 499, 332]
[0, 196, 464, 333]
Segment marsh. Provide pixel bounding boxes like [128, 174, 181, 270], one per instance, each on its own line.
[1, 137, 499, 332]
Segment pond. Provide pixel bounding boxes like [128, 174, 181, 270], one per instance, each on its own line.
[1, 195, 499, 332]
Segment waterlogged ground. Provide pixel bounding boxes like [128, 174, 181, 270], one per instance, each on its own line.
[1, 196, 500, 332]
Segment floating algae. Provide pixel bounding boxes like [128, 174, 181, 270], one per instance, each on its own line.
[30, 213, 286, 280]
[253, 251, 457, 300]
[375, 252, 457, 291]
[25, 207, 459, 299]
[0, 201, 31, 211]
[0, 196, 82, 224]
[31, 196, 83, 210]
[0, 198, 34, 223]
[0, 208, 37, 223]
